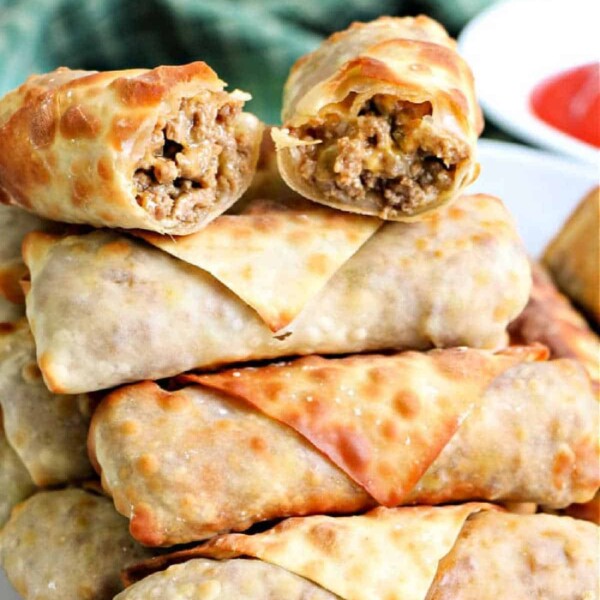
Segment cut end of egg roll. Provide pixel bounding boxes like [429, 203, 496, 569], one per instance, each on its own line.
[0, 63, 263, 234]
[276, 97, 471, 219]
[274, 16, 482, 220]
[132, 88, 261, 232]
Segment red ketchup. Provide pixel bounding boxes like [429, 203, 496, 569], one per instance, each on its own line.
[530, 62, 600, 148]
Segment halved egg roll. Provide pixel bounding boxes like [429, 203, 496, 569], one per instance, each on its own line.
[0, 411, 35, 527]
[24, 194, 530, 394]
[119, 505, 598, 600]
[273, 16, 482, 220]
[89, 347, 599, 546]
[0, 488, 155, 600]
[0, 63, 263, 234]
[543, 186, 600, 324]
[0, 320, 93, 486]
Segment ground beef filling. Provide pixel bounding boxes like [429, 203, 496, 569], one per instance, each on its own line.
[296, 96, 469, 215]
[134, 91, 252, 222]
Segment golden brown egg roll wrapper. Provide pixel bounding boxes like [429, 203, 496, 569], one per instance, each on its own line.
[89, 347, 599, 546]
[0, 64, 263, 234]
[90, 379, 372, 546]
[273, 16, 481, 220]
[0, 488, 154, 600]
[134, 198, 380, 332]
[509, 261, 600, 385]
[0, 410, 35, 527]
[543, 186, 600, 325]
[0, 320, 93, 486]
[120, 505, 598, 600]
[24, 194, 529, 394]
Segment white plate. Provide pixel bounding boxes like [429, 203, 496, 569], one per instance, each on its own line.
[459, 0, 599, 164]
[469, 139, 597, 256]
[0, 141, 597, 600]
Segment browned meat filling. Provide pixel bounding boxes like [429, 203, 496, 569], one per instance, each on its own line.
[134, 90, 254, 223]
[295, 95, 469, 215]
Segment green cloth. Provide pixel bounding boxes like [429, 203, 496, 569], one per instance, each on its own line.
[0, 0, 496, 124]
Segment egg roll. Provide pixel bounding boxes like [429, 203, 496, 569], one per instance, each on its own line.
[0, 204, 58, 320]
[273, 16, 481, 220]
[509, 261, 599, 385]
[0, 320, 93, 486]
[0, 488, 154, 600]
[0, 63, 263, 234]
[119, 505, 598, 600]
[509, 262, 600, 525]
[543, 186, 600, 324]
[0, 411, 35, 527]
[24, 193, 529, 394]
[89, 347, 599, 546]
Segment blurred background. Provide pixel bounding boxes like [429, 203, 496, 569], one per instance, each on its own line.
[0, 0, 495, 125]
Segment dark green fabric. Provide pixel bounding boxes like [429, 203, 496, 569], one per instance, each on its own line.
[0, 0, 496, 124]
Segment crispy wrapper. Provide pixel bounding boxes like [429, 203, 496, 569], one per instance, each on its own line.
[0, 320, 94, 486]
[120, 505, 598, 600]
[273, 16, 482, 220]
[23, 194, 529, 394]
[0, 64, 263, 234]
[89, 347, 599, 546]
[134, 198, 380, 332]
[543, 186, 600, 324]
[0, 410, 35, 527]
[0, 488, 154, 600]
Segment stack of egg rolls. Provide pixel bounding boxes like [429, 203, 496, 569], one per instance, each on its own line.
[0, 14, 598, 600]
